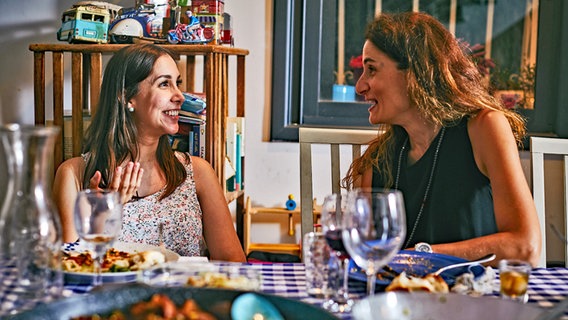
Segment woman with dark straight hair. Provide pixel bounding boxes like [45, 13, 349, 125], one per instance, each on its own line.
[54, 43, 246, 262]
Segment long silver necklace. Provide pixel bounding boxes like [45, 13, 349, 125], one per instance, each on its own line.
[395, 127, 446, 248]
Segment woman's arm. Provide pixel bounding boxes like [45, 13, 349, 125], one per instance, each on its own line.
[52, 157, 84, 243]
[192, 156, 247, 262]
[432, 110, 541, 266]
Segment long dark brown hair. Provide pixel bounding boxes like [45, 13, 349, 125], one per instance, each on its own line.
[342, 12, 526, 189]
[82, 43, 187, 200]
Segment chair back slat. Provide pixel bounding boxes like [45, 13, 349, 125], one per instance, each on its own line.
[299, 127, 379, 248]
[530, 136, 568, 267]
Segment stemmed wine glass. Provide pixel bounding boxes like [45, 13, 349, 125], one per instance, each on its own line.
[342, 188, 406, 295]
[320, 193, 355, 313]
[74, 189, 123, 287]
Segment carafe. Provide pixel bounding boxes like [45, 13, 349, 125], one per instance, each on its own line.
[0, 124, 62, 313]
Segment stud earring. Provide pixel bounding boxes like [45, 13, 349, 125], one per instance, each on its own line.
[128, 106, 134, 113]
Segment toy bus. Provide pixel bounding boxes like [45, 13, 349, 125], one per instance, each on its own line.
[57, 4, 111, 43]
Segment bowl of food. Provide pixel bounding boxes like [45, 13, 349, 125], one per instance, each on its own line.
[140, 262, 261, 291]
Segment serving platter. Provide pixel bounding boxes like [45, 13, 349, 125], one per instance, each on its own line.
[7, 284, 337, 320]
[348, 250, 470, 286]
[351, 291, 543, 320]
[62, 241, 180, 284]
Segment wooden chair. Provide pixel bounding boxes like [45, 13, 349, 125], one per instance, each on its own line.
[298, 127, 379, 245]
[530, 136, 568, 267]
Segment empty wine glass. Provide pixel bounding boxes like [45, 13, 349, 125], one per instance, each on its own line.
[342, 188, 406, 295]
[320, 193, 355, 312]
[74, 189, 123, 287]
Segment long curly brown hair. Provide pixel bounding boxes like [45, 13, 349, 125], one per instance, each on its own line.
[342, 12, 526, 189]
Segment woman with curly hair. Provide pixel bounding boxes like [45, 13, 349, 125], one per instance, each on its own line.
[343, 12, 540, 266]
[53, 43, 246, 262]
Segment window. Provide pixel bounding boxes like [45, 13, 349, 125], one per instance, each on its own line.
[271, 0, 568, 141]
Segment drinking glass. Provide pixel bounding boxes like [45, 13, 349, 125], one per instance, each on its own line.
[499, 259, 531, 303]
[74, 189, 123, 287]
[320, 193, 355, 312]
[342, 188, 406, 295]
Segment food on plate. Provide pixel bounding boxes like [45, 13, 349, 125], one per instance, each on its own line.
[186, 271, 259, 290]
[72, 294, 215, 320]
[385, 272, 449, 293]
[62, 248, 165, 273]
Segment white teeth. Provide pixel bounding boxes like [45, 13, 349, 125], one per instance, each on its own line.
[164, 110, 179, 116]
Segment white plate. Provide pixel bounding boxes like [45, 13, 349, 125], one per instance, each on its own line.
[352, 292, 544, 320]
[62, 241, 180, 284]
[140, 261, 261, 291]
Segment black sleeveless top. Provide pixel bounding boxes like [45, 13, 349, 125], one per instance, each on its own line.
[372, 118, 497, 248]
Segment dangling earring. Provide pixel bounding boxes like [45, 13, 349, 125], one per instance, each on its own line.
[128, 106, 134, 113]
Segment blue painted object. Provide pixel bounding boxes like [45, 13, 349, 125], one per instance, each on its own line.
[231, 293, 284, 320]
[285, 194, 297, 210]
[181, 93, 206, 114]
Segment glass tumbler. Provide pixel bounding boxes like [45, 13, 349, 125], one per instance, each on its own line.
[303, 232, 334, 297]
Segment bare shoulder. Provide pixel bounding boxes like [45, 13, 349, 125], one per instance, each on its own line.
[56, 157, 86, 177]
[189, 156, 215, 177]
[467, 110, 519, 175]
[53, 156, 86, 192]
[172, 152, 211, 179]
[469, 109, 509, 130]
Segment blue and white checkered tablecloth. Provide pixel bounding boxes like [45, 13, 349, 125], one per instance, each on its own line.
[2, 263, 568, 319]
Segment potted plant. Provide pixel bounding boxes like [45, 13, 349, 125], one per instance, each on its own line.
[467, 43, 535, 110]
[491, 65, 535, 110]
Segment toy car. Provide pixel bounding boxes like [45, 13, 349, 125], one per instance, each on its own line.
[166, 10, 215, 44]
[108, 3, 166, 44]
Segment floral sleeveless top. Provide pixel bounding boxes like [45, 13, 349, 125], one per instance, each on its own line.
[116, 156, 205, 257]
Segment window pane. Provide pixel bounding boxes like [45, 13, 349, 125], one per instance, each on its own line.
[318, 0, 537, 110]
[270, 0, 551, 141]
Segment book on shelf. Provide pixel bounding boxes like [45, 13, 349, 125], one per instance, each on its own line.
[190, 122, 206, 158]
[179, 110, 205, 125]
[172, 118, 205, 157]
[170, 134, 189, 152]
[224, 156, 236, 188]
[226, 117, 244, 191]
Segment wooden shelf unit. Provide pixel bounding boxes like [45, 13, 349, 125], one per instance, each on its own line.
[29, 43, 248, 243]
[243, 197, 322, 256]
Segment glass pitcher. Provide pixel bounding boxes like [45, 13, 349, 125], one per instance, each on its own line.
[0, 124, 62, 313]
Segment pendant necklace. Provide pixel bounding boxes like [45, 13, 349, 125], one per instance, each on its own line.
[395, 127, 446, 248]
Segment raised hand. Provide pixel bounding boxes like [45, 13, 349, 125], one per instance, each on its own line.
[89, 162, 144, 204]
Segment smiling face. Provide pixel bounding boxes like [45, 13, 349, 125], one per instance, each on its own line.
[355, 41, 412, 126]
[128, 55, 184, 139]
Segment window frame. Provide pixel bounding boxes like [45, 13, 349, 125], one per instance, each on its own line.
[270, 0, 568, 142]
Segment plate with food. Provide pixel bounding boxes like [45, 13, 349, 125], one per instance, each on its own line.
[348, 250, 470, 287]
[351, 291, 543, 320]
[62, 241, 180, 284]
[5, 283, 337, 320]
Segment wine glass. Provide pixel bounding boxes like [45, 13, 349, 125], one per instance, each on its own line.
[342, 188, 406, 295]
[320, 193, 355, 312]
[73, 189, 123, 287]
